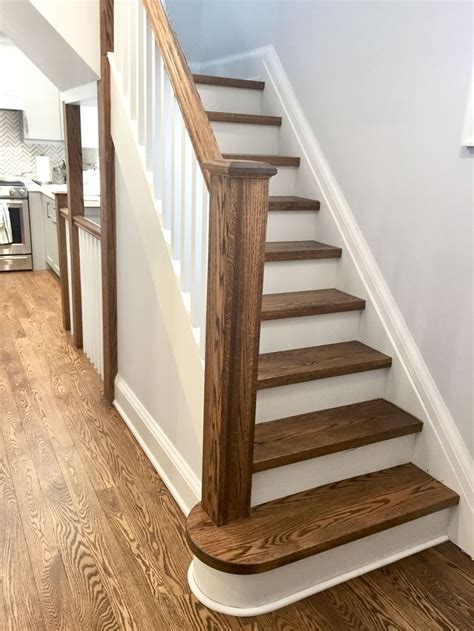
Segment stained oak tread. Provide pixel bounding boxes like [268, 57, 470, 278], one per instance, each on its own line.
[265, 240, 342, 261]
[193, 74, 265, 90]
[261, 288, 365, 320]
[223, 153, 301, 167]
[268, 196, 320, 211]
[207, 111, 282, 126]
[257, 341, 392, 389]
[253, 399, 423, 472]
[186, 464, 459, 574]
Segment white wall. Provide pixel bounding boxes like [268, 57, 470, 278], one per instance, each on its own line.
[168, 0, 473, 454]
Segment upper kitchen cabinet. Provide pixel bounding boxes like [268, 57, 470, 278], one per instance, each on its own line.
[21, 54, 63, 142]
[0, 35, 63, 142]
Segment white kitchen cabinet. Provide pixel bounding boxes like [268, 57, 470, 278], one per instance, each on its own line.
[29, 192, 47, 270]
[22, 58, 63, 142]
[43, 196, 60, 275]
[0, 36, 24, 110]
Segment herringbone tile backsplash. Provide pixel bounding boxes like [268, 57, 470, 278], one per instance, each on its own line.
[0, 109, 65, 182]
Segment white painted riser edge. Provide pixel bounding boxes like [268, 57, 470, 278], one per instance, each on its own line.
[259, 311, 360, 353]
[251, 434, 416, 505]
[196, 84, 263, 114]
[266, 210, 319, 241]
[189, 508, 452, 616]
[263, 259, 339, 293]
[211, 121, 280, 154]
[256, 369, 388, 422]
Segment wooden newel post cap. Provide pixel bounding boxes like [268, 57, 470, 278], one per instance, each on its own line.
[204, 159, 278, 179]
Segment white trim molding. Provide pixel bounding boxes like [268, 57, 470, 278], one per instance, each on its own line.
[115, 375, 201, 515]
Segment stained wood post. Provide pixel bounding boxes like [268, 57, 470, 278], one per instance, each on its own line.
[201, 159, 277, 526]
[99, 0, 117, 403]
[64, 103, 84, 348]
[55, 193, 70, 331]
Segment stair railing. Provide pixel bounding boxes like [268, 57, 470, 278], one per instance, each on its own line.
[114, 0, 276, 525]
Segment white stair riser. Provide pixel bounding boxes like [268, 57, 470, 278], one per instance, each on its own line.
[189, 509, 451, 615]
[263, 259, 339, 294]
[211, 121, 280, 154]
[256, 369, 388, 422]
[266, 210, 318, 241]
[251, 435, 416, 505]
[259, 311, 361, 354]
[268, 166, 297, 195]
[196, 84, 262, 114]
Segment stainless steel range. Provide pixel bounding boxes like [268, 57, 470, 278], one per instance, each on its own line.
[0, 178, 32, 272]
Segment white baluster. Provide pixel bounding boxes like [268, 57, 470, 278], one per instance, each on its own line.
[161, 68, 174, 230]
[152, 46, 162, 200]
[122, 1, 130, 100]
[180, 129, 193, 292]
[129, 0, 137, 121]
[172, 99, 183, 260]
[200, 180, 209, 354]
[137, 2, 146, 145]
[145, 21, 154, 171]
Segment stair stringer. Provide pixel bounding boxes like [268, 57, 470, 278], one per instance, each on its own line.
[195, 46, 473, 559]
[108, 54, 203, 513]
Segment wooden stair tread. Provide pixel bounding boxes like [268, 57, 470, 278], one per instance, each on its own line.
[207, 111, 282, 126]
[193, 74, 265, 90]
[186, 463, 459, 574]
[253, 399, 423, 472]
[261, 288, 365, 320]
[257, 341, 392, 389]
[265, 241, 342, 262]
[269, 196, 320, 211]
[223, 153, 301, 167]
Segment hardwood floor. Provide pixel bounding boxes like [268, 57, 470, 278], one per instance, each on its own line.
[0, 271, 472, 630]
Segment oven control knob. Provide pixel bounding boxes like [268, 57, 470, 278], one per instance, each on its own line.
[9, 188, 16, 197]
[19, 188, 26, 197]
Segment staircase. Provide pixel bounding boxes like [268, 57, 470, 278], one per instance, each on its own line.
[186, 73, 459, 608]
[109, 2, 464, 617]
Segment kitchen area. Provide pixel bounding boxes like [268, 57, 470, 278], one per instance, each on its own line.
[0, 32, 100, 275]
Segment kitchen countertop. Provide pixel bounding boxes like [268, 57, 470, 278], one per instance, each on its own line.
[25, 180, 101, 207]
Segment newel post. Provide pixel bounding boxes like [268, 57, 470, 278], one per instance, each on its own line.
[201, 159, 277, 526]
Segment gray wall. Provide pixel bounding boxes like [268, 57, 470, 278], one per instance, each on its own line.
[168, 0, 473, 453]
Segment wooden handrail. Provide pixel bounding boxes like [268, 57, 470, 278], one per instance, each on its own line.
[201, 159, 277, 526]
[141, 0, 221, 188]
[74, 215, 102, 240]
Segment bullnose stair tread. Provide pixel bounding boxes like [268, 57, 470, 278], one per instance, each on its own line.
[223, 153, 301, 167]
[207, 111, 282, 126]
[257, 341, 392, 389]
[186, 463, 459, 574]
[265, 240, 342, 261]
[268, 196, 321, 211]
[261, 288, 366, 320]
[253, 398, 423, 472]
[193, 74, 265, 90]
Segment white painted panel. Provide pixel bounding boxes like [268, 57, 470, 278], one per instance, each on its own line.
[252, 435, 416, 505]
[211, 121, 279, 154]
[259, 311, 360, 354]
[266, 210, 318, 242]
[263, 259, 339, 294]
[256, 369, 388, 423]
[196, 84, 262, 114]
[268, 166, 297, 196]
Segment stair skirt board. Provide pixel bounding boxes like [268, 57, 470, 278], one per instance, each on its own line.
[256, 370, 388, 423]
[251, 434, 416, 505]
[188, 509, 451, 616]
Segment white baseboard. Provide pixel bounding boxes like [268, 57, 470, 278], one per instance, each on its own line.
[114, 375, 201, 516]
[197, 46, 473, 557]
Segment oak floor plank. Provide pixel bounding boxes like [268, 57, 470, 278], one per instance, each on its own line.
[0, 272, 472, 631]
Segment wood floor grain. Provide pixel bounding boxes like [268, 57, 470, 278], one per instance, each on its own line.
[0, 271, 472, 630]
